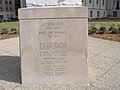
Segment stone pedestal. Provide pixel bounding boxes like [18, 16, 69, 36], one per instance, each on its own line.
[19, 6, 88, 85]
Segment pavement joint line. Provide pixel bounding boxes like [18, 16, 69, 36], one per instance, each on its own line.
[90, 84, 102, 90]
[0, 49, 17, 56]
[112, 82, 120, 89]
[88, 54, 120, 71]
[91, 60, 120, 85]
[0, 50, 18, 56]
[0, 47, 19, 52]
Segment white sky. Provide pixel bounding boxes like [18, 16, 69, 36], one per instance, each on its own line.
[26, 0, 82, 5]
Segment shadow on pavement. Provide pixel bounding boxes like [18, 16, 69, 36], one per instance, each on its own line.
[0, 56, 21, 83]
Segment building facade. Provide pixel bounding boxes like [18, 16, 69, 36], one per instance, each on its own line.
[82, 0, 120, 19]
[0, 0, 16, 20]
[20, 0, 120, 19]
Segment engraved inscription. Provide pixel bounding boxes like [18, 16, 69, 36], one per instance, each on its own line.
[39, 22, 67, 37]
[39, 21, 67, 76]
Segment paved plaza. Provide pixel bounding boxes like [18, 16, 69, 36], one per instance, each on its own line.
[0, 36, 120, 90]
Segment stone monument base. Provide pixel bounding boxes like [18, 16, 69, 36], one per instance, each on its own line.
[19, 6, 88, 85]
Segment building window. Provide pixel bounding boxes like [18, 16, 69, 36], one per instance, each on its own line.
[5, 1, 8, 4]
[7, 14, 9, 18]
[113, 11, 117, 17]
[9, 1, 12, 4]
[89, 0, 92, 3]
[90, 11, 93, 17]
[6, 7, 8, 11]
[116, 1, 120, 10]
[0, 0, 2, 4]
[97, 11, 100, 17]
[10, 7, 12, 11]
[0, 15, 3, 19]
[103, 11, 106, 17]
[10, 14, 13, 18]
[96, 0, 99, 4]
[113, 0, 115, 6]
[0, 7, 3, 11]
[102, 0, 104, 5]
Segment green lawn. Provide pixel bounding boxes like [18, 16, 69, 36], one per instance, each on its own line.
[0, 21, 120, 31]
[0, 21, 18, 31]
[89, 21, 120, 30]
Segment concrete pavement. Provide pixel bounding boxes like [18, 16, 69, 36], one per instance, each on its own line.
[0, 36, 120, 90]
